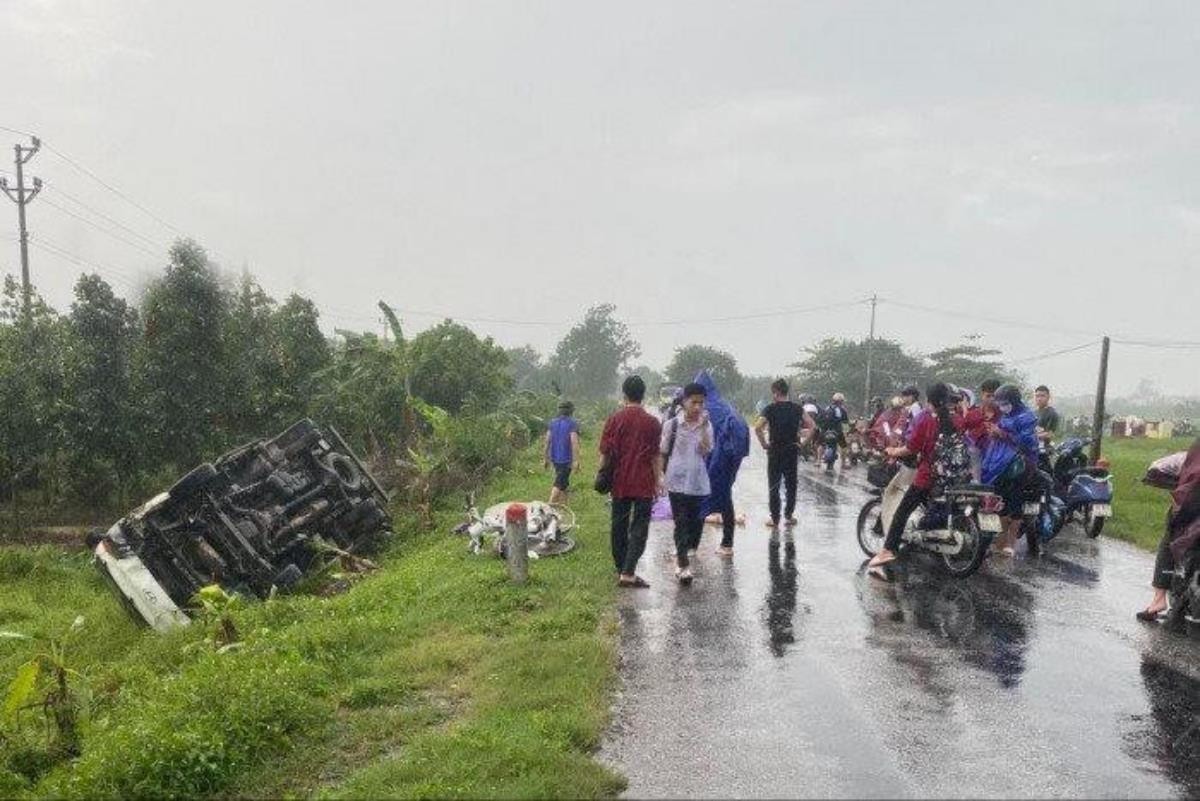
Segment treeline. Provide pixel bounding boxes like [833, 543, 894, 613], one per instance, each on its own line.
[0, 241, 570, 529]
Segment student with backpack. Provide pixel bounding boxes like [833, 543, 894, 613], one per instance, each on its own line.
[867, 382, 968, 570]
[661, 382, 714, 585]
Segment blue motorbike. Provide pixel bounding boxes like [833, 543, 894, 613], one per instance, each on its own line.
[1040, 437, 1114, 538]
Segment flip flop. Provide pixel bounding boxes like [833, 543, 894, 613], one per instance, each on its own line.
[618, 576, 650, 589]
[867, 565, 892, 582]
[1136, 609, 1165, 622]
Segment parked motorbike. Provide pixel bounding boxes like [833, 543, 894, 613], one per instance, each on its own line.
[857, 480, 1004, 578]
[1018, 470, 1067, 556]
[1041, 437, 1114, 537]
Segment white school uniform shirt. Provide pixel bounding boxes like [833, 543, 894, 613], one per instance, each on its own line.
[660, 416, 714, 496]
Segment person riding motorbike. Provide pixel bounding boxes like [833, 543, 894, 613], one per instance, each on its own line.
[1137, 437, 1200, 622]
[980, 384, 1039, 557]
[867, 382, 965, 571]
[818, 392, 852, 469]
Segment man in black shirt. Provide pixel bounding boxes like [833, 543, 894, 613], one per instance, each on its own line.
[754, 379, 815, 529]
[1034, 384, 1060, 445]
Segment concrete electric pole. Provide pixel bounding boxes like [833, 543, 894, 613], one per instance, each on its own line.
[863, 293, 878, 416]
[0, 136, 42, 314]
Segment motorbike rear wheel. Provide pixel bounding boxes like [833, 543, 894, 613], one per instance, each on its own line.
[1084, 508, 1106, 538]
[940, 512, 991, 578]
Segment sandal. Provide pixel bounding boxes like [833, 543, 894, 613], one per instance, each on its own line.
[618, 575, 650, 589]
[1136, 608, 1166, 622]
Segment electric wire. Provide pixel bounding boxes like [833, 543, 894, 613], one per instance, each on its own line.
[38, 196, 161, 257]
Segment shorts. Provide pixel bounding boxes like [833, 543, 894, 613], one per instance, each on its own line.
[553, 463, 572, 491]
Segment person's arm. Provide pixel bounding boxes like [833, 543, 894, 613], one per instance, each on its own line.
[754, 416, 770, 450]
[654, 453, 665, 495]
[570, 431, 580, 470]
[699, 418, 714, 456]
[801, 411, 816, 442]
[598, 418, 614, 469]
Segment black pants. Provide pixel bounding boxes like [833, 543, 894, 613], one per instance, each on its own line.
[767, 450, 798, 524]
[885, 485, 930, 552]
[611, 497, 652, 575]
[712, 493, 736, 548]
[669, 492, 704, 566]
[1153, 509, 1179, 590]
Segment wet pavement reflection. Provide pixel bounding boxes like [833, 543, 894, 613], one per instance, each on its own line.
[600, 447, 1200, 798]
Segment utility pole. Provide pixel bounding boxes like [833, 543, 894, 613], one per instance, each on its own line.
[1089, 336, 1110, 464]
[0, 136, 43, 315]
[862, 293, 878, 416]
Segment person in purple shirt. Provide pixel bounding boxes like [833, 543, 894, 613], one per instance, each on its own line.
[544, 400, 580, 504]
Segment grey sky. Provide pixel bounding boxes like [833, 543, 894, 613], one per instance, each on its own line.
[3, 0, 1198, 395]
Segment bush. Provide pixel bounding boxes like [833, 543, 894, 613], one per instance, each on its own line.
[49, 645, 327, 799]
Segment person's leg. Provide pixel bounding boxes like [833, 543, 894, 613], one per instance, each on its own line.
[767, 453, 782, 526]
[686, 494, 704, 552]
[669, 492, 690, 568]
[719, 493, 736, 549]
[611, 498, 631, 573]
[871, 485, 929, 565]
[1140, 518, 1177, 617]
[783, 453, 798, 523]
[621, 498, 653, 577]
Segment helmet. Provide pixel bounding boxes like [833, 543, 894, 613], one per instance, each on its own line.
[832, 392, 845, 403]
[994, 384, 1022, 406]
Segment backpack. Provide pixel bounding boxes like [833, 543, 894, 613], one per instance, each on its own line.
[661, 416, 680, 470]
[932, 428, 972, 492]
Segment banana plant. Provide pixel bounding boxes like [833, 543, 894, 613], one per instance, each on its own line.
[1, 616, 88, 757]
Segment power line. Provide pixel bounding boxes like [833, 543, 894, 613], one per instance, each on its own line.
[38, 195, 162, 257]
[42, 180, 169, 250]
[880, 297, 1101, 337]
[1007, 340, 1098, 365]
[29, 236, 141, 290]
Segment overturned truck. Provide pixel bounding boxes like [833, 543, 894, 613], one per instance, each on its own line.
[90, 419, 392, 631]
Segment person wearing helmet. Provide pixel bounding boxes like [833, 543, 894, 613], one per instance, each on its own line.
[980, 384, 1039, 556]
[817, 392, 852, 469]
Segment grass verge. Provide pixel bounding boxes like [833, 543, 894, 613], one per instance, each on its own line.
[0, 439, 625, 799]
[1100, 436, 1193, 551]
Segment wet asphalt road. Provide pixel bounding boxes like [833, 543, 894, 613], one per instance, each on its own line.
[599, 447, 1200, 799]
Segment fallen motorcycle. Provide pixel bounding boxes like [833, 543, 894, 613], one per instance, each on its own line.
[453, 494, 576, 558]
[857, 482, 1004, 578]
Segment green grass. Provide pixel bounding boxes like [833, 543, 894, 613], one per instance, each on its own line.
[0, 441, 624, 799]
[1100, 436, 1193, 551]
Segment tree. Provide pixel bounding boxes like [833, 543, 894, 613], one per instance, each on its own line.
[665, 344, 744, 394]
[548, 304, 640, 399]
[0, 277, 67, 526]
[927, 342, 1016, 391]
[731, 374, 775, 415]
[309, 332, 410, 459]
[630, 364, 666, 399]
[223, 274, 279, 439]
[273, 295, 331, 424]
[505, 345, 550, 392]
[792, 337, 929, 412]
[61, 274, 141, 504]
[136, 240, 230, 470]
[408, 320, 512, 413]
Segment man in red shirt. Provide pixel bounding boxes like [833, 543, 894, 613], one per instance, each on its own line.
[600, 375, 664, 588]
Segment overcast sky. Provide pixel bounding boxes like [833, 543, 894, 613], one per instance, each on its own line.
[4, 0, 1198, 396]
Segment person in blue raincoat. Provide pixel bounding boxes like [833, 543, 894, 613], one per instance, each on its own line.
[980, 384, 1039, 556]
[696, 370, 750, 556]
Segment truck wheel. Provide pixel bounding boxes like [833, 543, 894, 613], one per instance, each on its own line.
[169, 463, 218, 499]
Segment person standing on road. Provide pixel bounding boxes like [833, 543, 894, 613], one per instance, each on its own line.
[1033, 385, 1060, 445]
[600, 375, 664, 589]
[696, 370, 750, 557]
[982, 384, 1039, 556]
[754, 379, 813, 530]
[1137, 437, 1200, 621]
[662, 382, 715, 585]
[544, 400, 580, 505]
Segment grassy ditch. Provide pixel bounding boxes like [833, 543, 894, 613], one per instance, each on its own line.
[1099, 436, 1192, 551]
[0, 439, 624, 799]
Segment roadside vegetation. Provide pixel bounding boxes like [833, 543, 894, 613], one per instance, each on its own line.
[1100, 435, 1193, 551]
[1, 437, 625, 799]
